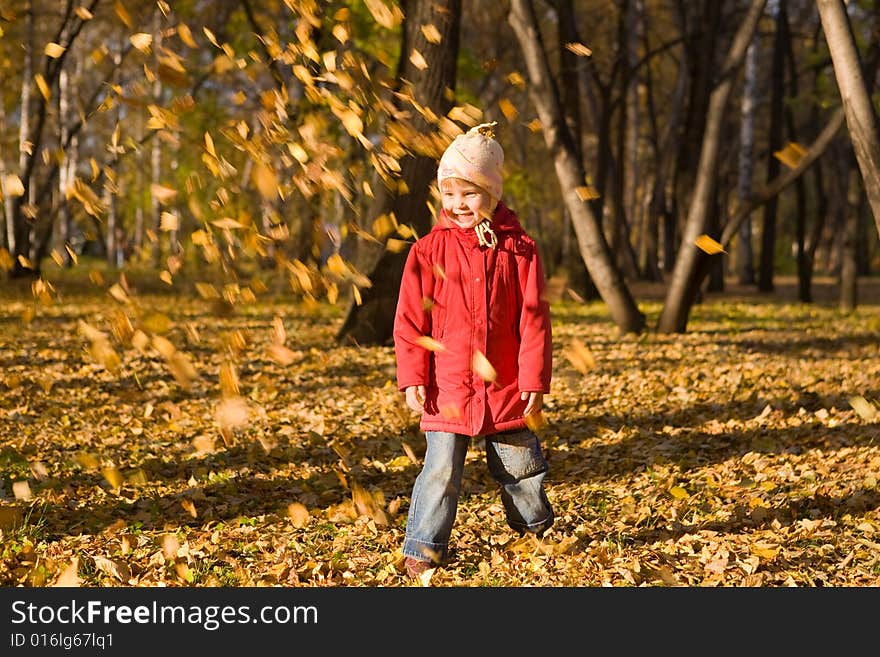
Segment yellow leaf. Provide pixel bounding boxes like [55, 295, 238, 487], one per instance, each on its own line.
[252, 162, 278, 200]
[287, 502, 310, 528]
[150, 183, 177, 204]
[34, 74, 51, 101]
[211, 217, 243, 230]
[694, 234, 726, 255]
[364, 0, 403, 29]
[160, 211, 178, 231]
[44, 42, 66, 58]
[421, 23, 442, 44]
[565, 42, 593, 57]
[773, 141, 807, 169]
[575, 186, 600, 201]
[159, 270, 173, 285]
[499, 98, 519, 122]
[114, 0, 133, 28]
[75, 7, 93, 20]
[129, 33, 152, 53]
[12, 481, 32, 501]
[507, 71, 526, 89]
[750, 543, 779, 560]
[52, 558, 81, 587]
[102, 467, 123, 489]
[668, 486, 689, 500]
[267, 343, 298, 366]
[409, 48, 428, 71]
[3, 174, 24, 197]
[177, 23, 197, 48]
[849, 395, 878, 421]
[524, 411, 546, 432]
[526, 118, 542, 132]
[180, 499, 197, 519]
[415, 336, 446, 352]
[565, 338, 596, 374]
[472, 350, 497, 382]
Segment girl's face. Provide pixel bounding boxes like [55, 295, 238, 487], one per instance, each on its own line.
[440, 177, 495, 229]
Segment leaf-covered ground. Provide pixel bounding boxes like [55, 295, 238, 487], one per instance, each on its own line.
[1, 269, 879, 587]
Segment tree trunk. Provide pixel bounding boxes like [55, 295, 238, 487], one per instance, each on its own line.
[657, 0, 767, 333]
[840, 164, 860, 311]
[336, 0, 462, 345]
[509, 0, 645, 334]
[817, 0, 880, 240]
[757, 2, 786, 293]
[736, 40, 758, 285]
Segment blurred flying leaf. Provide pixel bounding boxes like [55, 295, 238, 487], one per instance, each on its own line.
[575, 186, 600, 201]
[565, 42, 593, 57]
[565, 338, 595, 374]
[774, 142, 807, 169]
[130, 33, 152, 53]
[849, 395, 878, 421]
[421, 23, 442, 44]
[180, 499, 197, 519]
[409, 48, 428, 71]
[150, 183, 177, 204]
[472, 350, 496, 382]
[415, 336, 446, 352]
[499, 98, 519, 122]
[3, 174, 24, 197]
[44, 42, 65, 58]
[52, 558, 81, 587]
[287, 502, 310, 528]
[694, 234, 725, 255]
[12, 481, 32, 501]
[34, 74, 50, 101]
[364, 0, 403, 28]
[252, 162, 279, 199]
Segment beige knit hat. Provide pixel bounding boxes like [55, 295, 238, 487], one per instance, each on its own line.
[437, 122, 504, 201]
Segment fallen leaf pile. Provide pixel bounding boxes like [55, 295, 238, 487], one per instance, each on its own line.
[1, 271, 879, 587]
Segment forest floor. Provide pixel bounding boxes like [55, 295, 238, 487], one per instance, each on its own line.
[1, 267, 879, 587]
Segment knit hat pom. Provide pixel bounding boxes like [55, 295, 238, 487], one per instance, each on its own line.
[437, 121, 504, 201]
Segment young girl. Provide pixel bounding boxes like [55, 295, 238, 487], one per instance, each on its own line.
[393, 122, 554, 577]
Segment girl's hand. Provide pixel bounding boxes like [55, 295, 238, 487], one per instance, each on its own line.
[521, 391, 543, 417]
[405, 385, 426, 413]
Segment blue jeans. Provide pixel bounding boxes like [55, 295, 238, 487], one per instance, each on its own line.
[402, 429, 554, 564]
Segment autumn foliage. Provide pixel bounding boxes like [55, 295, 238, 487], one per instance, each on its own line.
[1, 271, 879, 587]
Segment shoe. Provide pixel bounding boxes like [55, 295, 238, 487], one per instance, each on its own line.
[404, 557, 432, 578]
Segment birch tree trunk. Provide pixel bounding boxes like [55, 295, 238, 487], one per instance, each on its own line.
[816, 0, 880, 240]
[657, 0, 767, 333]
[509, 0, 645, 333]
[736, 40, 758, 285]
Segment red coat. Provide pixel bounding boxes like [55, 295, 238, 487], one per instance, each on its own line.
[393, 201, 552, 436]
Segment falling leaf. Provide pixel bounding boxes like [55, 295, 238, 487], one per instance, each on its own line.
[774, 142, 807, 169]
[472, 350, 497, 382]
[252, 162, 278, 199]
[102, 466, 124, 489]
[694, 234, 726, 255]
[150, 183, 177, 204]
[177, 23, 197, 48]
[75, 6, 93, 20]
[12, 481, 32, 501]
[114, 0, 133, 28]
[416, 336, 446, 352]
[162, 534, 180, 559]
[565, 42, 593, 57]
[409, 48, 428, 70]
[3, 174, 24, 197]
[565, 338, 596, 374]
[34, 74, 51, 101]
[129, 33, 152, 52]
[52, 558, 81, 587]
[44, 42, 66, 58]
[181, 499, 197, 519]
[288, 502, 310, 528]
[575, 186, 601, 201]
[499, 98, 519, 122]
[364, 0, 403, 29]
[849, 396, 878, 421]
[421, 23, 442, 44]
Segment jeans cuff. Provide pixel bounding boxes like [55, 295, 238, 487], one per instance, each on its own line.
[402, 537, 446, 564]
[507, 512, 554, 536]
